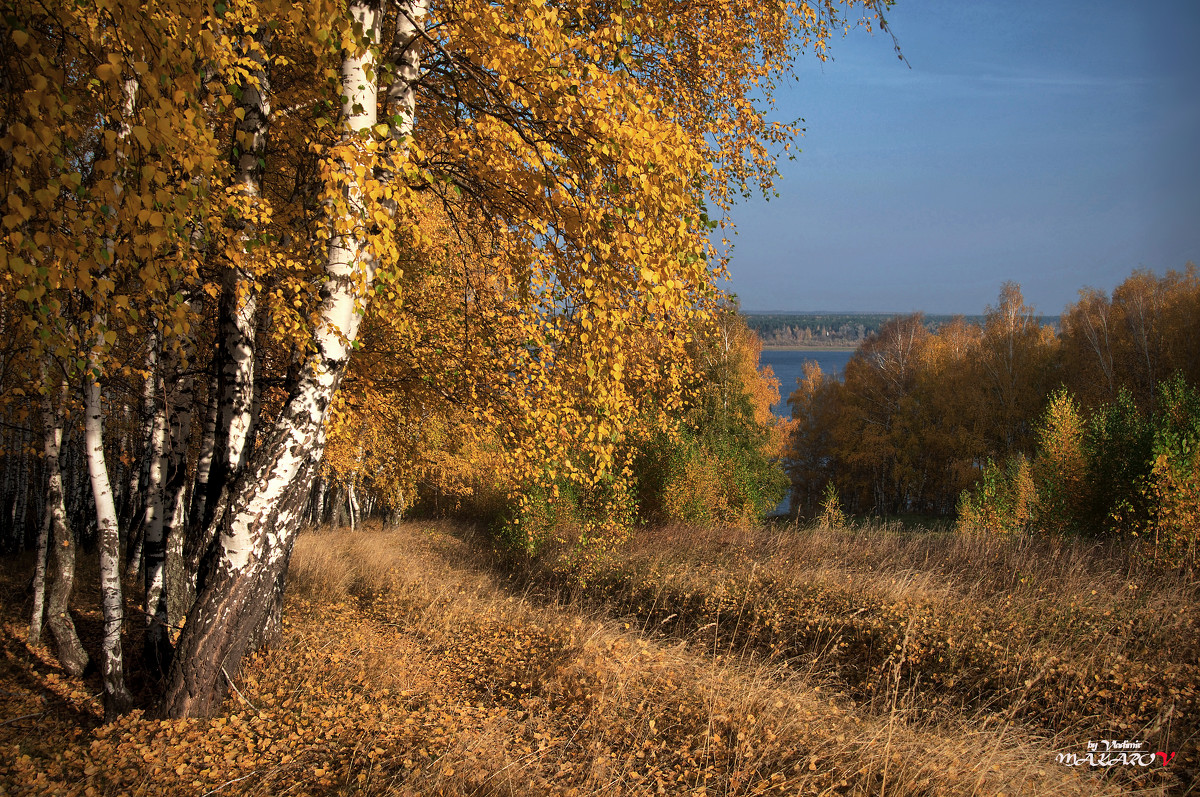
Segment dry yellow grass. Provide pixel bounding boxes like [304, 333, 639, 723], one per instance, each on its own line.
[0, 519, 1192, 795]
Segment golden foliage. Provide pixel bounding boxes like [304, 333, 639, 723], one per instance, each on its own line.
[1031, 389, 1089, 535]
[955, 455, 1036, 535]
[644, 306, 789, 526]
[1060, 265, 1200, 413]
[815, 481, 848, 530]
[784, 272, 1200, 537]
[2, 0, 892, 533]
[1145, 449, 1200, 568]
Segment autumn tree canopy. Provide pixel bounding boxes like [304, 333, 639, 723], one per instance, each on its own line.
[2, 0, 893, 717]
[784, 267, 1200, 558]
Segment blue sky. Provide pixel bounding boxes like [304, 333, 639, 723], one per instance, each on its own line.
[723, 0, 1200, 316]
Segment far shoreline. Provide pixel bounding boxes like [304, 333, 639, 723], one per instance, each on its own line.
[761, 345, 858, 353]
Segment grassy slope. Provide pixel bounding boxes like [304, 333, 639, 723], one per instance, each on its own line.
[0, 520, 1194, 795]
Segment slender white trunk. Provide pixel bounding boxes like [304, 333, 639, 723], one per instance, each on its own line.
[30, 496, 50, 646]
[164, 389, 193, 542]
[161, 0, 430, 717]
[86, 73, 136, 720]
[85, 334, 134, 719]
[313, 477, 328, 525]
[141, 340, 173, 673]
[1079, 299, 1116, 398]
[142, 339, 168, 606]
[218, 270, 257, 477]
[201, 269, 258, 541]
[159, 349, 193, 639]
[30, 364, 60, 646]
[41, 375, 87, 673]
[181, 27, 271, 621]
[203, 23, 271, 526]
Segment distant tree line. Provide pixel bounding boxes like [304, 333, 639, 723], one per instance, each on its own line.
[784, 266, 1200, 561]
[745, 312, 1057, 349]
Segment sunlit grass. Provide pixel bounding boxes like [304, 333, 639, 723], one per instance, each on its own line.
[1, 518, 1192, 794]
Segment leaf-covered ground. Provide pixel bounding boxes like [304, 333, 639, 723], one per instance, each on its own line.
[0, 520, 1193, 795]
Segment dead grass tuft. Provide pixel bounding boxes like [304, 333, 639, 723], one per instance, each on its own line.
[0, 519, 1191, 795]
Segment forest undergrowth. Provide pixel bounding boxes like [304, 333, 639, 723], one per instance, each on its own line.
[0, 519, 1194, 795]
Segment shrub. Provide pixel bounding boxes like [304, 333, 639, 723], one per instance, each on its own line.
[815, 481, 848, 529]
[956, 455, 1035, 535]
[658, 442, 730, 524]
[1031, 389, 1088, 534]
[638, 429, 787, 526]
[632, 305, 788, 526]
[1141, 375, 1200, 566]
[1083, 387, 1153, 535]
[958, 376, 1200, 566]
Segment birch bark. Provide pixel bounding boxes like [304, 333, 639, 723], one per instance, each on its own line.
[141, 334, 170, 663]
[86, 75, 137, 720]
[41, 375, 88, 674]
[143, 333, 189, 675]
[85, 334, 134, 719]
[188, 23, 271, 585]
[203, 268, 258, 529]
[162, 366, 194, 587]
[30, 362, 59, 647]
[160, 0, 426, 717]
[29, 487, 50, 647]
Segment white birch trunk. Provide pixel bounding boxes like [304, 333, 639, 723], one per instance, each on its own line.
[190, 24, 271, 577]
[216, 269, 257, 479]
[176, 28, 272, 631]
[41, 375, 88, 674]
[205, 21, 271, 510]
[86, 74, 136, 720]
[141, 338, 173, 672]
[85, 335, 134, 719]
[313, 476, 328, 526]
[142, 340, 168, 600]
[161, 0, 427, 717]
[30, 493, 50, 646]
[29, 364, 58, 646]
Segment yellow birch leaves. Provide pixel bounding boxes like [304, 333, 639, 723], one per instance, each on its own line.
[3, 0, 889, 533]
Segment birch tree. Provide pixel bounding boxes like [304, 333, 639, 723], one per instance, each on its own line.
[37, 369, 89, 674]
[161, 0, 426, 717]
[5, 0, 894, 718]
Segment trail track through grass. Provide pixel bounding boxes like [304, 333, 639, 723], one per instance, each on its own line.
[0, 520, 1194, 795]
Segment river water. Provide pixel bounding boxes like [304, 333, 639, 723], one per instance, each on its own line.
[759, 348, 855, 419]
[758, 349, 854, 517]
